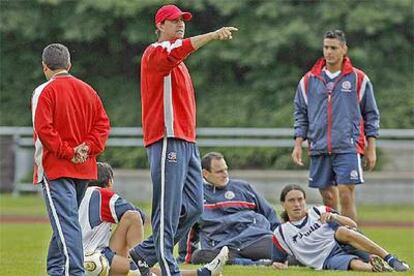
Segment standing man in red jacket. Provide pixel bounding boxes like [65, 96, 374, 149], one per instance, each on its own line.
[32, 43, 110, 276]
[129, 4, 237, 276]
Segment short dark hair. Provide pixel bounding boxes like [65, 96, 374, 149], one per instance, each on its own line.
[201, 152, 224, 171]
[324, 30, 346, 44]
[88, 162, 114, 188]
[42, 43, 71, 70]
[279, 184, 306, 222]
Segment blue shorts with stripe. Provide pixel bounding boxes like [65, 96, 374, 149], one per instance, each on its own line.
[309, 153, 364, 189]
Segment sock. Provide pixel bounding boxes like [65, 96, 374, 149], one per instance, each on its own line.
[384, 254, 396, 266]
[197, 267, 211, 276]
[101, 247, 115, 265]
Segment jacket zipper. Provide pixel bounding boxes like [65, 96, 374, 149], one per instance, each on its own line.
[316, 73, 346, 154]
[327, 92, 333, 154]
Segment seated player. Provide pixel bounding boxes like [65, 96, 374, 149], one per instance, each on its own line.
[179, 152, 281, 265]
[271, 184, 410, 272]
[81, 162, 229, 276]
[80, 162, 145, 276]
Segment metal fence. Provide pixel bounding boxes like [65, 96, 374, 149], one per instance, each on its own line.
[1, 126, 413, 194]
[1, 126, 414, 148]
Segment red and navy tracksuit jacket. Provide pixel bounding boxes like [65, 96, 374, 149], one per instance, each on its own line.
[140, 38, 196, 147]
[183, 179, 280, 262]
[293, 56, 380, 155]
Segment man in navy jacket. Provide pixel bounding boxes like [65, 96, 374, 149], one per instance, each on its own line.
[180, 152, 280, 264]
[292, 30, 380, 221]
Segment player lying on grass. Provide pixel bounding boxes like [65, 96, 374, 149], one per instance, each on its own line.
[80, 162, 229, 276]
[271, 184, 410, 272]
[178, 152, 282, 266]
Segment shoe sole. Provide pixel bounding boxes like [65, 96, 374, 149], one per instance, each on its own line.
[370, 256, 394, 272]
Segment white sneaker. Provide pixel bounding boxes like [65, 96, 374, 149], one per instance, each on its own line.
[204, 246, 229, 276]
[84, 251, 110, 276]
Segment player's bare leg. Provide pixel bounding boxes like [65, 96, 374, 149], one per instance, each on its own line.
[349, 258, 375, 272]
[107, 210, 144, 276]
[109, 255, 133, 275]
[335, 226, 388, 258]
[338, 184, 357, 221]
[319, 186, 338, 210]
[334, 227, 398, 272]
[110, 210, 144, 256]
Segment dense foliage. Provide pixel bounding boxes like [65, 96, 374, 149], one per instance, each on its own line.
[1, 0, 412, 168]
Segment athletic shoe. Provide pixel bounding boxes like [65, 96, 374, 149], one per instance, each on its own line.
[389, 258, 410, 272]
[370, 255, 393, 272]
[129, 249, 155, 276]
[204, 246, 229, 276]
[84, 251, 110, 276]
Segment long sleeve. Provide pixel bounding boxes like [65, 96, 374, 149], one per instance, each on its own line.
[271, 233, 289, 262]
[33, 91, 74, 160]
[359, 78, 380, 138]
[84, 94, 110, 156]
[249, 184, 280, 231]
[147, 38, 195, 75]
[293, 77, 309, 140]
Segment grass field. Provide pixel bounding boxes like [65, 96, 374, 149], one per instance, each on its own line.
[1, 194, 413, 275]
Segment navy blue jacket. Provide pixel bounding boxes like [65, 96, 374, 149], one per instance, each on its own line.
[294, 57, 380, 155]
[182, 179, 279, 262]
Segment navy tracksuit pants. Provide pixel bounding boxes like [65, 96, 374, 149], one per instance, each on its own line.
[42, 177, 88, 276]
[132, 138, 204, 276]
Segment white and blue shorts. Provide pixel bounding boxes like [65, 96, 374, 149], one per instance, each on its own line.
[309, 153, 364, 189]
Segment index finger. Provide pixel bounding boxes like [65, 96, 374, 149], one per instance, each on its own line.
[226, 27, 238, 31]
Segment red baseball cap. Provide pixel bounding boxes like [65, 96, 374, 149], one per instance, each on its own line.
[155, 4, 192, 25]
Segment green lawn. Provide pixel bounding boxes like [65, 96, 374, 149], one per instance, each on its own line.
[1, 194, 413, 275]
[2, 193, 414, 223]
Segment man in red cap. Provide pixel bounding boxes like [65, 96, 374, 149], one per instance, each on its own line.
[129, 4, 237, 276]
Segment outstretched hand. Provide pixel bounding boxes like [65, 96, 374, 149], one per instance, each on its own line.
[214, 27, 238, 40]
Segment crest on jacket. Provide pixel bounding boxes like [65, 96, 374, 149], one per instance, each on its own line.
[341, 80, 352, 92]
[225, 191, 235, 200]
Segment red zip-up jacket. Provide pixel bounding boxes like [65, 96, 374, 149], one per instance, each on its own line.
[31, 74, 110, 184]
[140, 38, 196, 146]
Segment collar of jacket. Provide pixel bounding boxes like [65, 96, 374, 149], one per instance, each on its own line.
[204, 179, 229, 190]
[309, 56, 354, 76]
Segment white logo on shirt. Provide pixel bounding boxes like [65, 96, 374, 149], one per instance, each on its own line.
[341, 81, 352, 92]
[224, 191, 235, 199]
